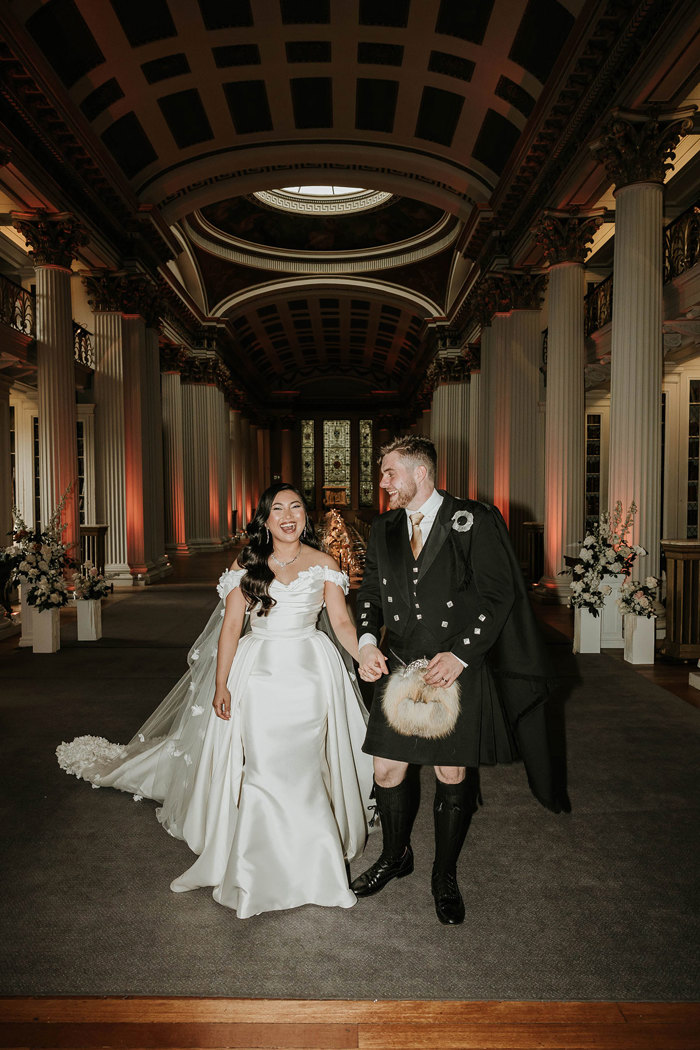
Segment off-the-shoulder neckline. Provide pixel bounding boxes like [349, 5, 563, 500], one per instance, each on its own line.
[220, 564, 346, 589]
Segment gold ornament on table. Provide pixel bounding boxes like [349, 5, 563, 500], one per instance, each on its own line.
[318, 509, 366, 585]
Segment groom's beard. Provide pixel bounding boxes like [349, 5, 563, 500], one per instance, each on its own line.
[389, 480, 417, 509]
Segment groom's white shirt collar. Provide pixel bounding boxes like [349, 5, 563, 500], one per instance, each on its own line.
[404, 486, 443, 539]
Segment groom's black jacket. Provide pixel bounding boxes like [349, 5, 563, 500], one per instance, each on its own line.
[358, 492, 563, 812]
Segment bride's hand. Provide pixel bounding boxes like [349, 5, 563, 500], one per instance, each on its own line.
[213, 687, 231, 721]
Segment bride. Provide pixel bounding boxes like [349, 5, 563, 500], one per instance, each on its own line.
[57, 483, 374, 918]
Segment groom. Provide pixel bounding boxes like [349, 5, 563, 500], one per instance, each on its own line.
[354, 435, 561, 925]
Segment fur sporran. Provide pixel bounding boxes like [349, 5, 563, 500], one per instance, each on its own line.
[382, 658, 460, 739]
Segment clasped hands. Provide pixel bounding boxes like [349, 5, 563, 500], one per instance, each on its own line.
[358, 644, 463, 687]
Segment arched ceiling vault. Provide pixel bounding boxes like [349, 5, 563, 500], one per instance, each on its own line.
[1, 0, 697, 416]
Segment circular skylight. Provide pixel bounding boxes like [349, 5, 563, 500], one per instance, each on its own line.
[253, 186, 392, 215]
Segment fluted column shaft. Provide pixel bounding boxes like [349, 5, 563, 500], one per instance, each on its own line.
[93, 311, 131, 582]
[239, 417, 251, 526]
[0, 378, 12, 540]
[431, 381, 469, 496]
[542, 262, 585, 589]
[477, 325, 494, 502]
[609, 182, 663, 576]
[468, 372, 480, 500]
[161, 372, 187, 552]
[230, 409, 242, 531]
[181, 382, 230, 550]
[145, 328, 167, 569]
[35, 264, 80, 552]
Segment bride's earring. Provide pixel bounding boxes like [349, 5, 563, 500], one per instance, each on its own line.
[265, 527, 270, 544]
[302, 521, 308, 539]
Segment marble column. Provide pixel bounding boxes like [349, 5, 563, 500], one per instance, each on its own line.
[12, 212, 88, 558]
[0, 376, 12, 541]
[488, 274, 546, 566]
[161, 368, 188, 553]
[239, 416, 251, 527]
[534, 212, 604, 600]
[476, 324, 494, 503]
[230, 408, 242, 533]
[591, 108, 694, 577]
[86, 272, 171, 583]
[180, 370, 231, 551]
[429, 354, 471, 497]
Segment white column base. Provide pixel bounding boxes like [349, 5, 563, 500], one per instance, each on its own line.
[32, 607, 60, 653]
[77, 599, 102, 641]
[600, 573, 624, 648]
[689, 670, 700, 691]
[573, 607, 601, 653]
[623, 614, 656, 664]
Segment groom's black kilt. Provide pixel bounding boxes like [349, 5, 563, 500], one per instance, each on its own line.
[357, 493, 559, 809]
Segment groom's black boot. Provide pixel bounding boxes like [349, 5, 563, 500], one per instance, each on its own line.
[431, 772, 479, 925]
[350, 780, 414, 897]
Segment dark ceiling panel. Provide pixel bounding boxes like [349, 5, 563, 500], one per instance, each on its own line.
[213, 44, 261, 67]
[141, 53, 190, 84]
[101, 111, 158, 178]
[472, 107, 521, 175]
[509, 0, 574, 84]
[359, 0, 411, 29]
[495, 74, 535, 118]
[357, 41, 404, 66]
[109, 0, 177, 47]
[435, 0, 494, 46]
[356, 78, 398, 133]
[428, 50, 475, 83]
[223, 80, 273, 134]
[286, 40, 332, 62]
[290, 77, 333, 128]
[158, 88, 214, 148]
[26, 0, 105, 89]
[80, 78, 124, 121]
[415, 85, 464, 147]
[280, 0, 331, 25]
[197, 0, 254, 29]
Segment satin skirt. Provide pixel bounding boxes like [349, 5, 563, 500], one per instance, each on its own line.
[170, 627, 363, 918]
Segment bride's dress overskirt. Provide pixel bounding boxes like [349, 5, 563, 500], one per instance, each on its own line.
[57, 565, 374, 918]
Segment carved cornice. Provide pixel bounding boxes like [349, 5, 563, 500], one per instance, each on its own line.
[84, 271, 163, 328]
[174, 350, 248, 411]
[534, 210, 606, 265]
[590, 107, 696, 189]
[159, 343, 190, 373]
[12, 210, 88, 269]
[462, 343, 481, 371]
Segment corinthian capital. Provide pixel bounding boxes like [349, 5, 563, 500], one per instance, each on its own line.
[84, 271, 163, 328]
[490, 271, 547, 312]
[534, 210, 607, 265]
[12, 210, 88, 269]
[590, 106, 696, 189]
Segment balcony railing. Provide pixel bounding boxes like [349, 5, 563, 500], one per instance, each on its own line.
[0, 273, 34, 336]
[585, 199, 700, 337]
[664, 202, 700, 284]
[73, 322, 95, 369]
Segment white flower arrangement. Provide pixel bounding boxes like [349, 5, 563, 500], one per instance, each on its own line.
[617, 577, 659, 619]
[72, 564, 111, 600]
[569, 501, 646, 616]
[451, 510, 474, 533]
[4, 487, 75, 613]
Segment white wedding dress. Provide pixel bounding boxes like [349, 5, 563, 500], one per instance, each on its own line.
[57, 565, 375, 918]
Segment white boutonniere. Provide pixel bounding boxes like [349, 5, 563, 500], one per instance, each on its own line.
[451, 510, 474, 533]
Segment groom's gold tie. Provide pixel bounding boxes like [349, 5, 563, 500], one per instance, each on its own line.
[409, 512, 425, 559]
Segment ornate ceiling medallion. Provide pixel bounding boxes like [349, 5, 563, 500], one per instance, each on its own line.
[253, 186, 392, 215]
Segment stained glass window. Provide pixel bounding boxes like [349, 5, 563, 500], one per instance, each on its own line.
[323, 419, 351, 504]
[688, 380, 699, 539]
[301, 419, 315, 508]
[359, 419, 374, 506]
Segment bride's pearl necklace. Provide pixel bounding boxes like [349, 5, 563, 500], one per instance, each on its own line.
[271, 545, 302, 568]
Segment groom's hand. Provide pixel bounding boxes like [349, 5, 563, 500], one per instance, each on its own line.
[424, 652, 463, 688]
[358, 644, 388, 682]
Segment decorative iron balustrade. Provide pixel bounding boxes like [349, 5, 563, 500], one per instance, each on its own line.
[664, 201, 700, 283]
[0, 273, 34, 336]
[73, 322, 95, 369]
[584, 274, 613, 337]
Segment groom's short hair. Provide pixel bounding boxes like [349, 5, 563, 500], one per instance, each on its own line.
[380, 435, 437, 482]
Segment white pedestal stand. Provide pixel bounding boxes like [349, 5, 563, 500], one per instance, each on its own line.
[573, 607, 601, 653]
[18, 584, 33, 648]
[32, 607, 60, 653]
[623, 614, 656, 664]
[600, 573, 624, 648]
[77, 599, 102, 641]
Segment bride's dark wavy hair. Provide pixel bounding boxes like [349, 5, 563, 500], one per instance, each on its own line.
[238, 482, 321, 616]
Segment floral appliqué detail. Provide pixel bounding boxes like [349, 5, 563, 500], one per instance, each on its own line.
[451, 510, 474, 533]
[190, 704, 204, 716]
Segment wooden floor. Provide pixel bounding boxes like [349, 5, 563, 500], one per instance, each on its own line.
[0, 998, 699, 1049]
